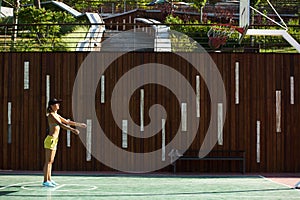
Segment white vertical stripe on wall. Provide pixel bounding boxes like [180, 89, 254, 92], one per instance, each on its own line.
[235, 62, 239, 104]
[276, 90, 281, 133]
[123, 19, 126, 30]
[290, 76, 294, 105]
[196, 75, 200, 118]
[67, 130, 71, 147]
[133, 18, 136, 32]
[8, 102, 11, 125]
[24, 61, 29, 90]
[257, 120, 261, 163]
[162, 118, 166, 161]
[217, 103, 223, 145]
[122, 120, 128, 148]
[181, 103, 187, 131]
[8, 102, 12, 144]
[86, 119, 92, 161]
[140, 89, 144, 132]
[101, 75, 105, 103]
[46, 75, 50, 108]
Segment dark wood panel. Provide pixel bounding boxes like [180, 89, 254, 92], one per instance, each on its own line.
[0, 53, 8, 169]
[0, 54, 3, 169]
[5, 53, 12, 170]
[10, 53, 22, 170]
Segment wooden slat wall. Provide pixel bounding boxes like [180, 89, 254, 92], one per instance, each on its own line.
[0, 52, 299, 173]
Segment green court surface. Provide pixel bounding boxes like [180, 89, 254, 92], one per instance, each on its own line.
[0, 174, 299, 199]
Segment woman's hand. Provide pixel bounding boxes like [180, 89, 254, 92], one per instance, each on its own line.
[78, 123, 87, 128]
[72, 129, 80, 135]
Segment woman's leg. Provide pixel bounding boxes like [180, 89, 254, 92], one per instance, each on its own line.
[43, 149, 56, 182]
[48, 149, 56, 181]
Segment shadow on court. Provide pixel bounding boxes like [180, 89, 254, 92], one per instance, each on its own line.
[0, 191, 18, 196]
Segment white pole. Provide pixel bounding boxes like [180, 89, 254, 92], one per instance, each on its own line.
[266, 0, 287, 29]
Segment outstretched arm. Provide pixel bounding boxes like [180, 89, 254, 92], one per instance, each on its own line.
[49, 113, 80, 135]
[59, 115, 87, 128]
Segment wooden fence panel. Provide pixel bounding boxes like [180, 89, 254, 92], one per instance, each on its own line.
[0, 52, 299, 173]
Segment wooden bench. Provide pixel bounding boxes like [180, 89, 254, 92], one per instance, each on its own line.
[172, 150, 246, 174]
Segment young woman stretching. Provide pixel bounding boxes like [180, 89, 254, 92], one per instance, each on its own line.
[43, 98, 87, 187]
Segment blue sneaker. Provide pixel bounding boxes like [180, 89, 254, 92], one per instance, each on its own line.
[42, 181, 55, 187]
[51, 180, 59, 186]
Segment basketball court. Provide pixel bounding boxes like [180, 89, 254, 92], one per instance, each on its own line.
[1, 0, 300, 199]
[0, 173, 300, 199]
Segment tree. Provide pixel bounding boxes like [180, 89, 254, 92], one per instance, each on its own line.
[17, 6, 76, 51]
[164, 14, 211, 45]
[251, 0, 261, 7]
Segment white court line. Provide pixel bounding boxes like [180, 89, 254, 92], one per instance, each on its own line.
[21, 183, 97, 192]
[55, 185, 98, 192]
[0, 181, 39, 190]
[0, 176, 93, 190]
[21, 184, 45, 191]
[51, 184, 65, 191]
